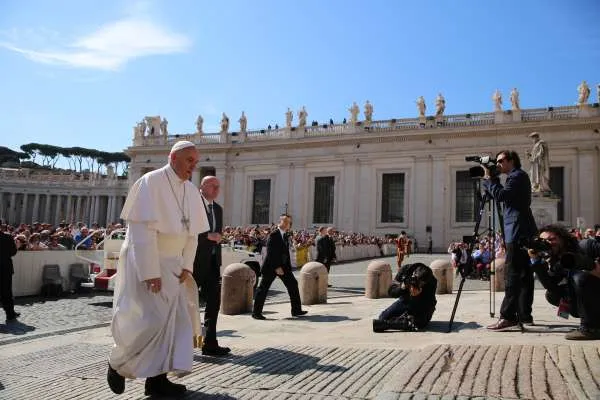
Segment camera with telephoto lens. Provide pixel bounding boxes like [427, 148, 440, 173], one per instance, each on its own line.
[465, 155, 499, 178]
[527, 237, 583, 277]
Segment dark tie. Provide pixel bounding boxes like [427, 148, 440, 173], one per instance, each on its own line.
[207, 204, 214, 232]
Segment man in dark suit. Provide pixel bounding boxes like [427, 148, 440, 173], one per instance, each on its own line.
[193, 176, 230, 356]
[483, 150, 538, 330]
[252, 214, 307, 320]
[0, 227, 20, 323]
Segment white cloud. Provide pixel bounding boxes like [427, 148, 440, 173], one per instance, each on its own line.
[0, 18, 191, 71]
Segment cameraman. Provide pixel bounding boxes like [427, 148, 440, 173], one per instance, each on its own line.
[372, 262, 437, 332]
[482, 150, 538, 330]
[530, 225, 600, 340]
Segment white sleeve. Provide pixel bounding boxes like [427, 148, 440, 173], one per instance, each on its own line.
[127, 222, 160, 282]
[182, 234, 199, 272]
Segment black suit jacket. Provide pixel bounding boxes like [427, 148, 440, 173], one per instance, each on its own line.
[483, 168, 537, 244]
[0, 232, 17, 276]
[261, 229, 292, 275]
[193, 200, 223, 284]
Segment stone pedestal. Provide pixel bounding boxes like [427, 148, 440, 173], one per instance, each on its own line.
[511, 109, 521, 122]
[430, 259, 453, 294]
[220, 263, 255, 315]
[531, 195, 560, 227]
[299, 262, 328, 305]
[365, 260, 392, 299]
[577, 104, 593, 118]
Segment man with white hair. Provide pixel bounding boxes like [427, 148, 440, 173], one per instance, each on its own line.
[107, 141, 209, 397]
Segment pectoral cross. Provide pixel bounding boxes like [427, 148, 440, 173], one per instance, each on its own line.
[181, 216, 190, 231]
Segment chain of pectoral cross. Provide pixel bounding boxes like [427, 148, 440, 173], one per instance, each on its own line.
[164, 171, 190, 231]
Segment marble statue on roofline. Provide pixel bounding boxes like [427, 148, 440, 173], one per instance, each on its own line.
[492, 89, 502, 111]
[348, 102, 359, 125]
[435, 93, 445, 117]
[285, 107, 293, 128]
[196, 115, 204, 134]
[416, 96, 426, 117]
[510, 88, 520, 111]
[364, 100, 373, 123]
[238, 111, 247, 132]
[577, 80, 591, 106]
[220, 112, 229, 133]
[160, 118, 168, 136]
[298, 106, 308, 128]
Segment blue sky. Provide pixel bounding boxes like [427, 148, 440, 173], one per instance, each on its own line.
[1, 0, 599, 156]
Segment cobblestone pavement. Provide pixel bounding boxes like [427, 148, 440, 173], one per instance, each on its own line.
[0, 254, 543, 346]
[1, 341, 598, 399]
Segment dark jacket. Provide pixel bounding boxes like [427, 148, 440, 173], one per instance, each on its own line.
[0, 232, 17, 275]
[316, 235, 336, 264]
[261, 228, 292, 274]
[388, 263, 437, 328]
[193, 200, 223, 284]
[483, 168, 537, 244]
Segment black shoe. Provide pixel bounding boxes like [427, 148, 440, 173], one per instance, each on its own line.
[107, 363, 125, 394]
[292, 310, 308, 317]
[252, 313, 266, 320]
[6, 312, 21, 323]
[202, 345, 231, 356]
[145, 374, 186, 397]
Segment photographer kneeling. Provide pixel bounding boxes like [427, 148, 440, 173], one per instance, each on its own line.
[529, 225, 600, 340]
[373, 263, 437, 332]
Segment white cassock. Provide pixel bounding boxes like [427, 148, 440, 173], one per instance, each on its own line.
[109, 164, 209, 379]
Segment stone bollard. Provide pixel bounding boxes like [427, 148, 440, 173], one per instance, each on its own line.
[430, 259, 454, 294]
[490, 258, 505, 292]
[299, 262, 328, 305]
[220, 263, 256, 315]
[365, 260, 392, 299]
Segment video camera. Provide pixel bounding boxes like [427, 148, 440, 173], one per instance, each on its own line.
[465, 155, 499, 178]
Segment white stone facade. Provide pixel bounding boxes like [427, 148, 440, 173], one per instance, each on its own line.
[0, 169, 128, 226]
[127, 105, 600, 252]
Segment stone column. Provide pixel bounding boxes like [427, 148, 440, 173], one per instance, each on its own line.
[75, 195, 82, 222]
[20, 193, 29, 224]
[8, 192, 16, 225]
[43, 194, 52, 224]
[106, 196, 114, 226]
[32, 193, 40, 223]
[93, 196, 101, 225]
[577, 147, 599, 224]
[54, 195, 63, 225]
[65, 195, 73, 223]
[87, 196, 93, 225]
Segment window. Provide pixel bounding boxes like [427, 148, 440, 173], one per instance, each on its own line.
[251, 179, 271, 224]
[455, 171, 480, 223]
[549, 167, 564, 221]
[313, 176, 335, 224]
[381, 173, 405, 223]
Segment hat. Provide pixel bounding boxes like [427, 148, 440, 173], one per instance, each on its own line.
[528, 132, 540, 138]
[170, 140, 195, 154]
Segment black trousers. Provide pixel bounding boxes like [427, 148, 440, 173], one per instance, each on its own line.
[200, 255, 222, 346]
[500, 243, 534, 322]
[573, 271, 600, 330]
[253, 270, 302, 315]
[378, 296, 435, 329]
[0, 271, 16, 319]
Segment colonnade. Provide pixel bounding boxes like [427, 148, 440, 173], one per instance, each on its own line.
[0, 192, 126, 227]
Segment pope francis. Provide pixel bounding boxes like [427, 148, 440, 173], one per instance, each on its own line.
[107, 141, 209, 397]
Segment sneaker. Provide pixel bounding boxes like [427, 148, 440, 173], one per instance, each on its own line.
[486, 319, 518, 331]
[565, 328, 600, 341]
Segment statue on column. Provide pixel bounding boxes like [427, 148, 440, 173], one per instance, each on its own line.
[348, 101, 359, 125]
[285, 107, 293, 128]
[297, 106, 308, 129]
[526, 132, 551, 193]
[434, 93, 445, 117]
[195, 115, 204, 134]
[597, 84, 600, 104]
[416, 96, 426, 117]
[220, 112, 230, 133]
[134, 121, 144, 138]
[510, 88, 520, 110]
[577, 80, 591, 106]
[160, 118, 169, 136]
[238, 111, 247, 132]
[364, 100, 373, 123]
[139, 118, 147, 136]
[492, 89, 503, 111]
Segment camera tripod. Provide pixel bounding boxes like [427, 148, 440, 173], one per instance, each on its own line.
[447, 182, 505, 332]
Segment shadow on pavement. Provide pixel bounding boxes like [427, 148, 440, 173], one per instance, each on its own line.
[328, 287, 364, 295]
[217, 329, 243, 338]
[195, 347, 348, 375]
[88, 301, 113, 308]
[429, 320, 482, 332]
[281, 314, 361, 323]
[185, 393, 237, 399]
[0, 320, 36, 335]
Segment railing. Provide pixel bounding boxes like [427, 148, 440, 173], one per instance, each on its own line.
[134, 105, 597, 146]
[0, 170, 128, 187]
